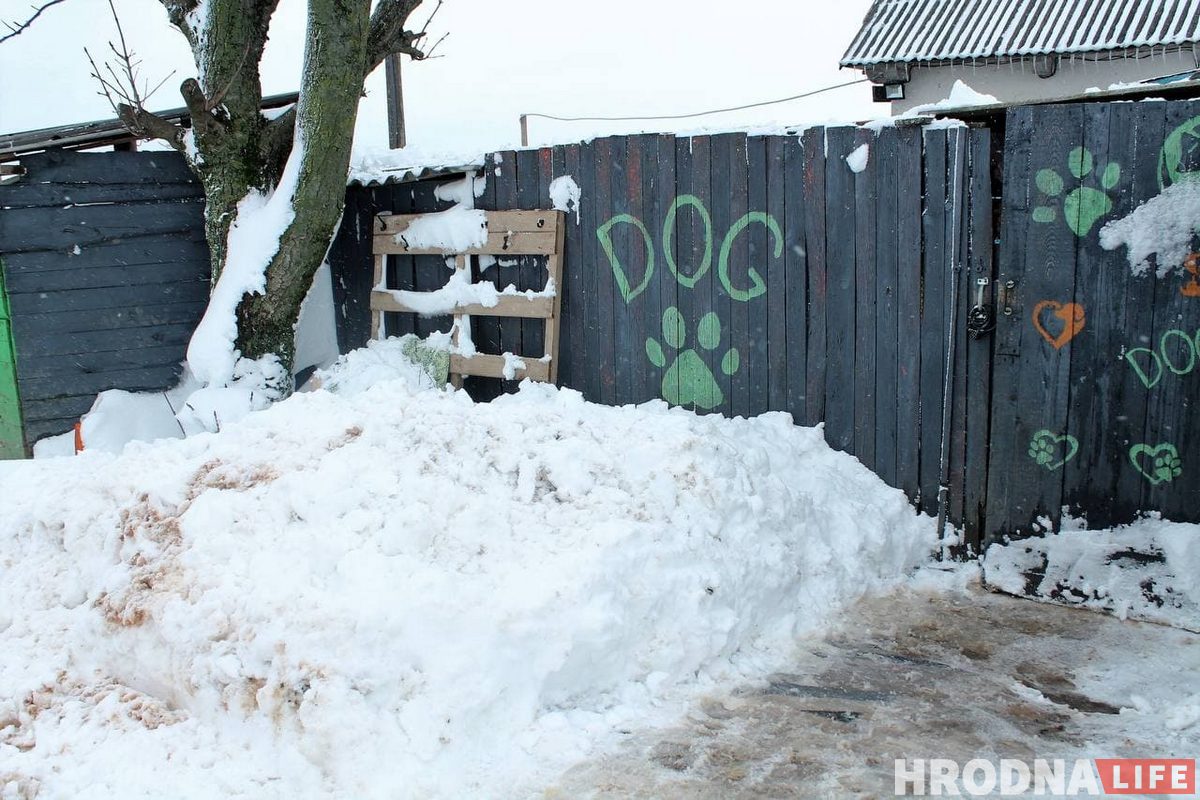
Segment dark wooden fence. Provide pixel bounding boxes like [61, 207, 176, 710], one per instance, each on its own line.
[6, 100, 1195, 543]
[335, 124, 997, 546]
[0, 150, 210, 447]
[987, 101, 1200, 539]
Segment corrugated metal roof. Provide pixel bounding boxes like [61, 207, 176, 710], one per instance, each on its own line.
[842, 0, 1200, 66]
[347, 164, 478, 187]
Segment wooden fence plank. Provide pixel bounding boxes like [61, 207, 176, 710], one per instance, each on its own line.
[874, 126, 900, 488]
[853, 126, 878, 471]
[802, 127, 828, 429]
[747, 136, 771, 417]
[493, 150, 522, 390]
[594, 137, 617, 405]
[576, 139, 601, 403]
[918, 128, 948, 515]
[963, 126, 995, 549]
[985, 107, 1035, 543]
[765, 136, 789, 413]
[609, 135, 635, 405]
[782, 135, 808, 423]
[895, 126, 925, 503]
[467, 154, 503, 400]
[824, 126, 857, 453]
[516, 148, 545, 359]
[650, 134, 677, 405]
[947, 127, 972, 530]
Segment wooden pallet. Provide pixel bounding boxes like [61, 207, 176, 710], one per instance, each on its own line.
[370, 209, 565, 385]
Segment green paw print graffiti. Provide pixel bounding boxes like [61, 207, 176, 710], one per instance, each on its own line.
[1027, 429, 1079, 471]
[1130, 443, 1183, 486]
[646, 306, 739, 410]
[1034, 147, 1121, 238]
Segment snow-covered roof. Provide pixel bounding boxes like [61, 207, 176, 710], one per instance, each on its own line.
[842, 0, 1200, 67]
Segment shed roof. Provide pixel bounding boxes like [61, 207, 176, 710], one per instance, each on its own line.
[842, 0, 1200, 67]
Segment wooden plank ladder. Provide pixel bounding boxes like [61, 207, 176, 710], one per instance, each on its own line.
[370, 209, 565, 386]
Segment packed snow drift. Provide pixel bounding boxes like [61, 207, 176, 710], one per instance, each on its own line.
[984, 515, 1200, 632]
[0, 337, 936, 799]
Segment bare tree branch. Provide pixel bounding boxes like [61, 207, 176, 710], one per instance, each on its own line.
[117, 103, 187, 150]
[0, 0, 70, 45]
[365, 0, 428, 73]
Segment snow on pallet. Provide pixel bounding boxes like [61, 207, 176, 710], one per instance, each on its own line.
[370, 209, 565, 385]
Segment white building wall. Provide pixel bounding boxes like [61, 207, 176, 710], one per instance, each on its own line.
[891, 50, 1199, 112]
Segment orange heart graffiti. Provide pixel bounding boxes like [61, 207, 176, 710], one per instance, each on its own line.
[1183, 253, 1200, 298]
[1032, 301, 1086, 350]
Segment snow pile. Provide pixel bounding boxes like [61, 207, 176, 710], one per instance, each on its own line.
[433, 174, 486, 207]
[1100, 179, 1200, 276]
[381, 268, 554, 317]
[549, 174, 581, 222]
[912, 80, 999, 113]
[395, 205, 488, 252]
[983, 515, 1200, 632]
[845, 143, 870, 173]
[186, 137, 305, 388]
[0, 340, 936, 799]
[348, 145, 485, 187]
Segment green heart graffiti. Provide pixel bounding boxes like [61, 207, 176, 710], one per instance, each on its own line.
[1027, 430, 1079, 471]
[1129, 443, 1183, 486]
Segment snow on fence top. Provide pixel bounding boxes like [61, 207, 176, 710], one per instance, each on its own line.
[842, 0, 1200, 67]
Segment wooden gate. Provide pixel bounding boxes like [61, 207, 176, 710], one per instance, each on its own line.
[986, 101, 1200, 541]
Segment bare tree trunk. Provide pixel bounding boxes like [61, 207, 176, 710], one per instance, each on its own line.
[112, 0, 436, 386]
[234, 0, 370, 370]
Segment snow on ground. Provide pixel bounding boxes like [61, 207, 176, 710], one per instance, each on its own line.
[0, 337, 936, 799]
[983, 516, 1200, 632]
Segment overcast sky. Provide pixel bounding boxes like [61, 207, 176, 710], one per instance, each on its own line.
[0, 0, 879, 157]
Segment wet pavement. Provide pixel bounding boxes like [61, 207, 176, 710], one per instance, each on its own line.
[545, 575, 1199, 798]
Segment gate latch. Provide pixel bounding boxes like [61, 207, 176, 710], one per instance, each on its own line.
[967, 277, 995, 339]
[998, 279, 1018, 317]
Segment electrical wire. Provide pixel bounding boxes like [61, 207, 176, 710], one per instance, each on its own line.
[522, 79, 870, 124]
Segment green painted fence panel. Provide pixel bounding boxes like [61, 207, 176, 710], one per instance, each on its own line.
[0, 260, 25, 458]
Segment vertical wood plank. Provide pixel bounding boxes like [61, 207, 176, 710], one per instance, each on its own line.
[594, 137, 617, 405]
[728, 133, 751, 418]
[552, 145, 577, 387]
[783, 134, 808, 423]
[765, 136, 790, 413]
[577, 138, 602, 403]
[874, 126, 901, 488]
[709, 133, 735, 417]
[947, 126, 972, 529]
[986, 108, 1035, 543]
[493, 150, 522, 392]
[651, 133, 677, 405]
[516, 148, 544, 360]
[919, 128, 949, 516]
[853, 126, 878, 470]
[963, 126, 995, 550]
[611, 135, 636, 405]
[823, 126, 857, 453]
[895, 127, 924, 503]
[802, 127, 828, 429]
[747, 136, 771, 417]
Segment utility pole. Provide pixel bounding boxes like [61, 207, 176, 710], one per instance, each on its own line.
[385, 54, 406, 149]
